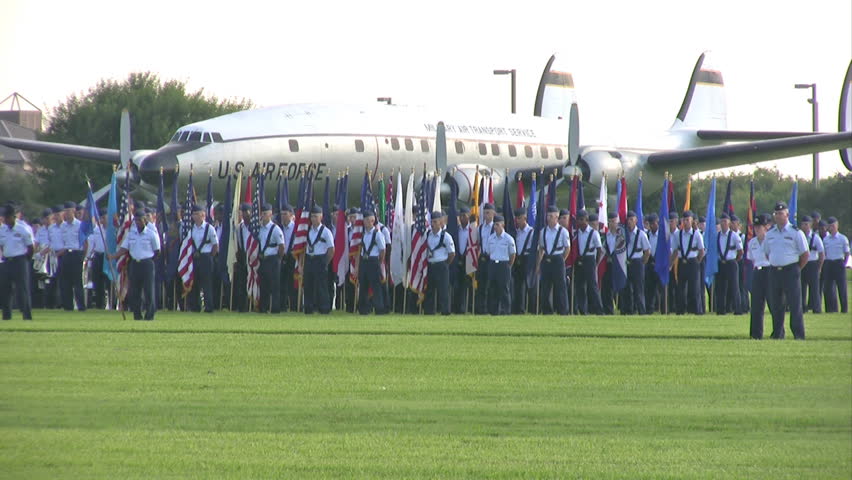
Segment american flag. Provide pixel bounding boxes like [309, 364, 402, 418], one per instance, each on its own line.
[245, 174, 261, 309]
[115, 176, 133, 304]
[291, 170, 312, 255]
[348, 171, 369, 283]
[407, 173, 429, 301]
[177, 172, 196, 296]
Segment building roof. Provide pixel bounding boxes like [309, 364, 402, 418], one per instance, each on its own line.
[0, 119, 36, 167]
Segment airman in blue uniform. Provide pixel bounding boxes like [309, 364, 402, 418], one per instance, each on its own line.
[762, 202, 809, 339]
[799, 216, 824, 313]
[0, 204, 34, 320]
[822, 217, 850, 313]
[424, 211, 455, 315]
[485, 215, 516, 315]
[747, 214, 771, 339]
[537, 206, 569, 315]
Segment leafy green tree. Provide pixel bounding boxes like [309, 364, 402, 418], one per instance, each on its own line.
[35, 72, 252, 205]
[640, 167, 851, 237]
[0, 163, 45, 218]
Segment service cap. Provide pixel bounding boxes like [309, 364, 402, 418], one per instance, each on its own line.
[493, 214, 505, 223]
[431, 211, 444, 219]
[63, 201, 77, 210]
[773, 201, 788, 211]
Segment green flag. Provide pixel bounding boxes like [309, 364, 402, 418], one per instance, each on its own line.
[378, 178, 386, 224]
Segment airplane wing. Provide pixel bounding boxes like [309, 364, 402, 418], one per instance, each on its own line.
[696, 130, 818, 141]
[0, 137, 120, 164]
[646, 132, 852, 172]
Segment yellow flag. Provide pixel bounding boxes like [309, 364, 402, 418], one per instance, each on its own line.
[470, 169, 481, 225]
[683, 179, 692, 212]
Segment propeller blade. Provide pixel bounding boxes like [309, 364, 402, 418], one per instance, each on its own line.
[435, 121, 447, 172]
[120, 108, 131, 170]
[568, 102, 580, 166]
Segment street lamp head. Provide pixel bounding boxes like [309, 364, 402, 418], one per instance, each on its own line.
[794, 83, 814, 89]
[493, 69, 515, 75]
[376, 97, 392, 105]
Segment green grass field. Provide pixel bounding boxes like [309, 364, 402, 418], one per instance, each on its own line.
[1, 310, 850, 479]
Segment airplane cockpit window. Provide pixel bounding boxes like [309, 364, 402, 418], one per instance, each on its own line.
[454, 141, 464, 154]
[179, 131, 190, 142]
[477, 143, 487, 156]
[202, 133, 212, 143]
[355, 139, 365, 152]
[404, 138, 414, 151]
[189, 131, 202, 142]
[491, 144, 500, 156]
[171, 132, 181, 142]
[289, 140, 299, 152]
[420, 140, 429, 153]
[540, 146, 549, 159]
[524, 146, 533, 158]
[508, 145, 517, 157]
[212, 133, 224, 143]
[391, 138, 400, 151]
[555, 148, 564, 160]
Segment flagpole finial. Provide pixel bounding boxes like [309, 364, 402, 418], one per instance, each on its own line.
[113, 164, 118, 172]
[639, 171, 643, 180]
[531, 171, 536, 180]
[209, 168, 212, 177]
[160, 166, 164, 175]
[190, 163, 194, 173]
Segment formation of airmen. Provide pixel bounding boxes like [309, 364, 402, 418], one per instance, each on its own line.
[0, 194, 849, 340]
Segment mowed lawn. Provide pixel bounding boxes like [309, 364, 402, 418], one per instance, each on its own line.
[1, 310, 850, 479]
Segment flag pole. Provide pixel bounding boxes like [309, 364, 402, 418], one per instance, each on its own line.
[87, 176, 125, 320]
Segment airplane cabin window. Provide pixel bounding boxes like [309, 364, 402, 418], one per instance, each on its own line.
[289, 139, 299, 152]
[189, 131, 202, 142]
[478, 143, 487, 155]
[171, 132, 181, 142]
[420, 139, 429, 152]
[540, 146, 549, 159]
[524, 145, 533, 158]
[491, 144, 500, 156]
[391, 138, 400, 150]
[202, 133, 212, 143]
[454, 141, 465, 154]
[555, 147, 564, 160]
[508, 145, 517, 157]
[404, 138, 414, 151]
[179, 131, 190, 142]
[211, 133, 224, 143]
[355, 139, 365, 152]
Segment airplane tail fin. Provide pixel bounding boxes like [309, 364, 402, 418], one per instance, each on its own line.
[671, 52, 727, 130]
[533, 54, 576, 120]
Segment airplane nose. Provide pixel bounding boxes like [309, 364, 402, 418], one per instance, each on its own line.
[139, 150, 179, 186]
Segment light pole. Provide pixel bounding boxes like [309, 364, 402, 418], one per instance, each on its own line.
[493, 69, 516, 114]
[794, 83, 819, 186]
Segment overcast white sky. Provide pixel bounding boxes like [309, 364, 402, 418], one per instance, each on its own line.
[1, 0, 850, 178]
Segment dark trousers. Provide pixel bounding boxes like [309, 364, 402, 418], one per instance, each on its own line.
[749, 267, 769, 339]
[801, 261, 822, 313]
[59, 251, 86, 311]
[344, 268, 356, 313]
[357, 257, 385, 315]
[715, 260, 741, 315]
[211, 257, 223, 310]
[474, 255, 490, 313]
[280, 255, 297, 312]
[486, 260, 511, 315]
[1, 256, 32, 320]
[90, 252, 107, 309]
[601, 263, 615, 315]
[539, 255, 568, 315]
[768, 263, 805, 339]
[737, 259, 749, 313]
[645, 260, 661, 313]
[259, 256, 281, 313]
[511, 260, 530, 314]
[129, 258, 156, 320]
[675, 258, 700, 314]
[823, 259, 848, 313]
[424, 260, 450, 315]
[624, 258, 646, 315]
[189, 253, 214, 312]
[304, 255, 331, 314]
[451, 261, 472, 314]
[575, 256, 602, 314]
[232, 256, 248, 312]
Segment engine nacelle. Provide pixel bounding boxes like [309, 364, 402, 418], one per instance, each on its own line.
[445, 164, 504, 206]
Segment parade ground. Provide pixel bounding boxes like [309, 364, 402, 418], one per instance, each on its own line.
[1, 310, 850, 479]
